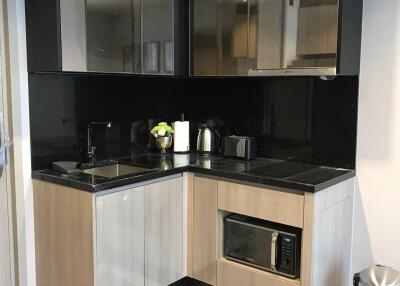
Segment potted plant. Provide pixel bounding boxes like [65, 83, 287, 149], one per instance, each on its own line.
[151, 122, 174, 154]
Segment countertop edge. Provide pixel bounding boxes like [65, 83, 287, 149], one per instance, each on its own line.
[32, 166, 356, 194]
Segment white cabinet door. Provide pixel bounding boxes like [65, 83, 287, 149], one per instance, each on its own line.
[96, 187, 145, 286]
[144, 177, 185, 286]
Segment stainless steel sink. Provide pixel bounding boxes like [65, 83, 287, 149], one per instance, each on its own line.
[82, 164, 153, 178]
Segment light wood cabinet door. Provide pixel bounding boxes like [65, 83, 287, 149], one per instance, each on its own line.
[34, 180, 95, 286]
[218, 181, 304, 228]
[192, 176, 218, 285]
[217, 259, 300, 286]
[144, 177, 185, 286]
[96, 187, 145, 286]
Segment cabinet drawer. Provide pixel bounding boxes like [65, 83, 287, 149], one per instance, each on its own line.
[217, 259, 300, 286]
[217, 181, 304, 228]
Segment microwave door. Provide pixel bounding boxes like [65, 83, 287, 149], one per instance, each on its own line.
[225, 215, 300, 278]
[225, 218, 275, 270]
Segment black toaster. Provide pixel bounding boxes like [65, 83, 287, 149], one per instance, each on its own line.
[221, 136, 257, 160]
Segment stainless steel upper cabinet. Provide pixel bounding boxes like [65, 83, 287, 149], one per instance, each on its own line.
[191, 0, 249, 76]
[86, 0, 141, 73]
[142, 0, 174, 75]
[248, 0, 338, 75]
[26, 0, 187, 75]
[191, 0, 363, 76]
[57, 0, 88, 72]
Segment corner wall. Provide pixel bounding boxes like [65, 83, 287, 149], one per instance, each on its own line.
[353, 0, 400, 273]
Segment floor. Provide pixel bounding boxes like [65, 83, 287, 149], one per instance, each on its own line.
[169, 277, 211, 286]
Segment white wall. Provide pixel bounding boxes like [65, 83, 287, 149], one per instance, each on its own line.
[352, 0, 400, 274]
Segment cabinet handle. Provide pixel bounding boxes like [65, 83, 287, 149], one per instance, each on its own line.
[271, 231, 279, 271]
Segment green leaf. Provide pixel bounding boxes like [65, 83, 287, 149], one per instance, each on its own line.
[153, 122, 174, 135]
[154, 126, 162, 132]
[158, 128, 167, 136]
[151, 130, 158, 138]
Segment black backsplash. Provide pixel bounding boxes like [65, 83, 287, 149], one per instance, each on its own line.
[29, 73, 358, 170]
[182, 76, 358, 169]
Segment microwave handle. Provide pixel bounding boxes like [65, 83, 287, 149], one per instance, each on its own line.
[271, 231, 279, 271]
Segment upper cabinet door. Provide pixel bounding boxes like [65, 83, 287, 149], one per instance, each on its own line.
[26, 0, 188, 75]
[191, 0, 249, 76]
[248, 0, 338, 75]
[191, 0, 363, 76]
[59, 0, 88, 71]
[142, 0, 174, 75]
[141, 0, 188, 75]
[140, 0, 188, 76]
[86, 0, 141, 73]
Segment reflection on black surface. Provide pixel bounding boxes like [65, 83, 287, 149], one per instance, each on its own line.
[284, 167, 350, 185]
[248, 161, 317, 179]
[29, 73, 358, 170]
[29, 74, 182, 169]
[33, 152, 355, 193]
[158, 155, 173, 170]
[182, 76, 358, 170]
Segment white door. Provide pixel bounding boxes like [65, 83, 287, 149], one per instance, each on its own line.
[0, 42, 12, 286]
[144, 177, 185, 286]
[96, 187, 145, 286]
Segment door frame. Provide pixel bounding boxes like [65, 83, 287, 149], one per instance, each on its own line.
[0, 0, 16, 285]
[1, 0, 37, 285]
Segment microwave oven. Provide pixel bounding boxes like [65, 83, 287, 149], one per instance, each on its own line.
[224, 214, 302, 279]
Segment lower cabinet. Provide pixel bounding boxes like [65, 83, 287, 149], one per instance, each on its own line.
[33, 180, 95, 286]
[33, 175, 184, 286]
[34, 173, 354, 286]
[217, 259, 299, 286]
[191, 176, 218, 285]
[96, 186, 145, 286]
[96, 177, 185, 286]
[189, 176, 355, 286]
[144, 178, 185, 286]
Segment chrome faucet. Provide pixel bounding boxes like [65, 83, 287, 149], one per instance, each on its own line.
[87, 122, 112, 165]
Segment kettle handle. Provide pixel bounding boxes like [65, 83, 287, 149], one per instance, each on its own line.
[213, 129, 222, 150]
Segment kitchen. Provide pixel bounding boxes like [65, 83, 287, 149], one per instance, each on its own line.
[1, 0, 400, 286]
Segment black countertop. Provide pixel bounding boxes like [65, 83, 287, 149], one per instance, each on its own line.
[32, 152, 355, 193]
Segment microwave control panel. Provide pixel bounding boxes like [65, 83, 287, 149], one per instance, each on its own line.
[278, 234, 297, 276]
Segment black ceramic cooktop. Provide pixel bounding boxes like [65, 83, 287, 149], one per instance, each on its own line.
[249, 162, 317, 178]
[32, 152, 355, 193]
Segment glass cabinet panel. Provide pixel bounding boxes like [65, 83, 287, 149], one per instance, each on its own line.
[192, 0, 249, 76]
[249, 0, 338, 72]
[142, 0, 174, 74]
[86, 0, 141, 73]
